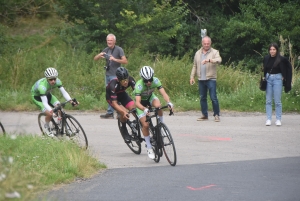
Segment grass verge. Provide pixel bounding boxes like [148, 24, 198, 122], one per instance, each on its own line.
[0, 134, 106, 201]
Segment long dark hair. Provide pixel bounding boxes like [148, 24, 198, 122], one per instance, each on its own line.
[269, 43, 281, 67]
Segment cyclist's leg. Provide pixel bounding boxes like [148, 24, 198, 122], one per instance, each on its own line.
[33, 95, 53, 123]
[34, 94, 55, 136]
[149, 94, 164, 122]
[137, 106, 151, 148]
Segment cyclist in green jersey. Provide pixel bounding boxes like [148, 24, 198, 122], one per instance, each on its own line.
[134, 66, 174, 159]
[31, 68, 78, 137]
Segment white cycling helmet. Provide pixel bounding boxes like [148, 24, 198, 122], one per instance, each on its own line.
[44, 67, 58, 78]
[140, 66, 154, 80]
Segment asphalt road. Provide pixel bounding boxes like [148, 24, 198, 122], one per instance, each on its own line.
[1, 111, 300, 201]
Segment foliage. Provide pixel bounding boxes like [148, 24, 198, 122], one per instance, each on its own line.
[212, 0, 300, 70]
[1, 0, 300, 72]
[53, 0, 189, 54]
[0, 0, 54, 25]
[0, 134, 105, 201]
[0, 34, 299, 112]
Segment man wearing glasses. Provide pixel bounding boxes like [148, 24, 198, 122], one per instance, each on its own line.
[31, 68, 78, 137]
[134, 66, 174, 159]
[105, 67, 136, 142]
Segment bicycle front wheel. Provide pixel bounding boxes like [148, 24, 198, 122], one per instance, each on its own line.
[117, 118, 141, 154]
[65, 114, 88, 149]
[160, 123, 177, 166]
[0, 122, 5, 135]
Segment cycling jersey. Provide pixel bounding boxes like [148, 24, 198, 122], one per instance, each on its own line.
[106, 76, 135, 108]
[134, 77, 163, 100]
[31, 78, 71, 112]
[31, 78, 63, 96]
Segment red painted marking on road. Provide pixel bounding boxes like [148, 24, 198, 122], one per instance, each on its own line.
[187, 184, 217, 191]
[205, 136, 231, 141]
[179, 134, 231, 141]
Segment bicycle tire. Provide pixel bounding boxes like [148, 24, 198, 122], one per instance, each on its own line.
[151, 129, 160, 163]
[38, 113, 59, 136]
[65, 114, 88, 149]
[153, 143, 160, 163]
[0, 122, 5, 135]
[160, 123, 177, 166]
[117, 118, 141, 154]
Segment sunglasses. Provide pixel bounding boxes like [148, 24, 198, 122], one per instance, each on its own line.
[143, 78, 153, 83]
[48, 78, 56, 81]
[120, 78, 129, 83]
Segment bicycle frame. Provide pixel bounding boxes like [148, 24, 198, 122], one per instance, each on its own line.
[52, 101, 72, 136]
[146, 105, 172, 148]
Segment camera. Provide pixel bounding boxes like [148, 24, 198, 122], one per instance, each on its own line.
[103, 53, 111, 60]
[103, 66, 110, 71]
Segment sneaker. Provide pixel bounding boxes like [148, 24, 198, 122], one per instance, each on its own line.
[265, 120, 271, 126]
[44, 126, 54, 137]
[214, 115, 220, 122]
[275, 120, 281, 126]
[66, 128, 74, 136]
[197, 116, 208, 121]
[100, 113, 114, 119]
[147, 148, 155, 159]
[120, 127, 131, 142]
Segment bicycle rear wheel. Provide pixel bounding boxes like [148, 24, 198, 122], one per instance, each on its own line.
[160, 123, 177, 166]
[117, 118, 141, 154]
[38, 113, 59, 136]
[0, 122, 5, 135]
[65, 114, 88, 149]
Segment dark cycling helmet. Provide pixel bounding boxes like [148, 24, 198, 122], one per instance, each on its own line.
[44, 67, 58, 78]
[140, 66, 154, 80]
[116, 67, 129, 80]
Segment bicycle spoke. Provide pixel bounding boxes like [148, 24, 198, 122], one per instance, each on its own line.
[117, 117, 141, 154]
[38, 113, 58, 137]
[65, 115, 88, 149]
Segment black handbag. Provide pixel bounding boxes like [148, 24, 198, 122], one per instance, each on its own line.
[259, 76, 267, 91]
[259, 60, 275, 91]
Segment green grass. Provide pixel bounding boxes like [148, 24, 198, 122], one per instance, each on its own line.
[0, 134, 105, 201]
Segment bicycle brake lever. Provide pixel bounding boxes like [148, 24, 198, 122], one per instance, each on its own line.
[169, 110, 174, 116]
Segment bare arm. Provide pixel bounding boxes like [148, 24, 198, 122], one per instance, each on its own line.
[110, 55, 128, 64]
[111, 101, 128, 119]
[158, 88, 170, 103]
[135, 95, 145, 111]
[93, 52, 106, 61]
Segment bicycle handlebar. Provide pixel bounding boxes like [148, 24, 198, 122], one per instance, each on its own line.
[148, 105, 174, 116]
[53, 98, 77, 113]
[145, 105, 174, 123]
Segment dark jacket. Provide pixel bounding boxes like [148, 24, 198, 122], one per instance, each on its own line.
[263, 55, 292, 93]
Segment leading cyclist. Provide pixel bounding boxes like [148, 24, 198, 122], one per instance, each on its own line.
[105, 67, 136, 142]
[134, 66, 174, 159]
[31, 68, 78, 137]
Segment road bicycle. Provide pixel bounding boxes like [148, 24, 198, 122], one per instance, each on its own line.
[117, 109, 143, 154]
[37, 99, 88, 149]
[117, 105, 177, 166]
[0, 121, 5, 135]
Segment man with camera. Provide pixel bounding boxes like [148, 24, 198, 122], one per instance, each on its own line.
[94, 33, 128, 119]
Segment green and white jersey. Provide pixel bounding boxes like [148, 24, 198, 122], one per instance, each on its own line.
[31, 78, 63, 96]
[134, 77, 163, 100]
